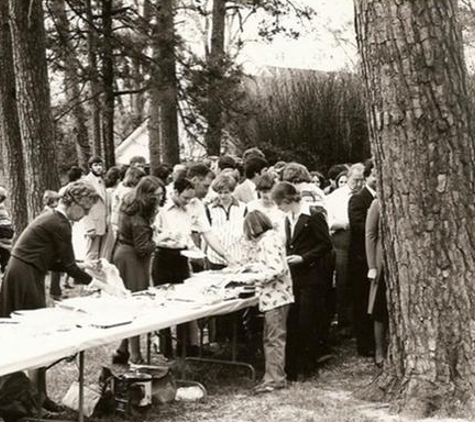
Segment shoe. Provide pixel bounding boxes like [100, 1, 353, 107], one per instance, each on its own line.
[316, 353, 334, 365]
[43, 397, 64, 412]
[374, 357, 384, 368]
[252, 382, 285, 394]
[112, 349, 129, 365]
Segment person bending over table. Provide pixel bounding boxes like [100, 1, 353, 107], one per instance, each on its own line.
[112, 176, 165, 365]
[0, 181, 104, 413]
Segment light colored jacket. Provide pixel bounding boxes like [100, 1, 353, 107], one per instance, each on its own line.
[81, 172, 108, 236]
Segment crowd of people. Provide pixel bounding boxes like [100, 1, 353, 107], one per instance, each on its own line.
[0, 147, 387, 412]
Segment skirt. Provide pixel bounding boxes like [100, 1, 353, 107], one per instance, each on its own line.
[0, 256, 46, 317]
[113, 244, 151, 292]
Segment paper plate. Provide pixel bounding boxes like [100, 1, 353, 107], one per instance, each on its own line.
[180, 250, 205, 259]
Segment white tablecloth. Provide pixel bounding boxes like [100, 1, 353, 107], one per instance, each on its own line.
[0, 296, 257, 377]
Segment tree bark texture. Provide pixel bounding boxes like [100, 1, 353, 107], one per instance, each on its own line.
[355, 0, 475, 416]
[9, 0, 60, 217]
[0, 1, 28, 233]
[148, 0, 179, 169]
[53, 0, 91, 171]
[86, 0, 102, 157]
[100, 0, 115, 168]
[204, 0, 226, 156]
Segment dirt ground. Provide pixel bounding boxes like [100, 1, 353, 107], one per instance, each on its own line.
[44, 332, 472, 422]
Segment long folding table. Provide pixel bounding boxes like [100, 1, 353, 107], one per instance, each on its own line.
[0, 295, 258, 421]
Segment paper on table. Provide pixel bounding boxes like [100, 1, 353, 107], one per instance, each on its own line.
[180, 249, 206, 260]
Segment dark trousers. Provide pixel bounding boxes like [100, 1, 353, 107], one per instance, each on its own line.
[350, 258, 374, 355]
[0, 247, 10, 273]
[152, 247, 190, 358]
[285, 284, 326, 378]
[332, 230, 352, 327]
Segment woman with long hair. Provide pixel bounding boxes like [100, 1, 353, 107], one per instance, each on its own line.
[111, 175, 165, 365]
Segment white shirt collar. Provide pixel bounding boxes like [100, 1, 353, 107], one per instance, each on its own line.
[366, 184, 376, 198]
[287, 201, 311, 220]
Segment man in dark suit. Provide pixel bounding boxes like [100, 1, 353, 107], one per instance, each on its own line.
[272, 182, 333, 380]
[348, 159, 377, 357]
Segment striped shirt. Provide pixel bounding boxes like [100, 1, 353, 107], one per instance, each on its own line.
[206, 198, 247, 265]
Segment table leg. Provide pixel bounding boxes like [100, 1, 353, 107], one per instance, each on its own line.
[185, 312, 255, 381]
[146, 333, 151, 364]
[78, 351, 84, 422]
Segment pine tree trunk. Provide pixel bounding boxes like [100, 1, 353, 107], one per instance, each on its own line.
[131, 57, 145, 127]
[101, 0, 115, 168]
[9, 0, 60, 217]
[204, 0, 226, 156]
[0, 0, 28, 232]
[148, 0, 179, 170]
[53, 0, 91, 171]
[86, 0, 102, 157]
[354, 0, 475, 416]
[147, 87, 162, 171]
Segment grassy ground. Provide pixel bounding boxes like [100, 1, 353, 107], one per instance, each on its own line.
[45, 336, 469, 422]
[43, 283, 469, 422]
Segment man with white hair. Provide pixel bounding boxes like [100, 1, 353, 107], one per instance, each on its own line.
[326, 163, 365, 332]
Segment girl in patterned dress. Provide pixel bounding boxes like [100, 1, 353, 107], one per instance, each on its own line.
[243, 210, 294, 393]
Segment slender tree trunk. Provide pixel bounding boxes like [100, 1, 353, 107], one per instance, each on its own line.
[148, 0, 179, 170]
[53, 0, 91, 171]
[131, 57, 145, 127]
[9, 0, 60, 217]
[205, 0, 226, 156]
[86, 0, 102, 157]
[101, 0, 115, 168]
[0, 0, 28, 233]
[147, 86, 161, 170]
[355, 0, 475, 416]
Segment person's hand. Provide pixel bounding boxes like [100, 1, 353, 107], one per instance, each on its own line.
[83, 259, 106, 281]
[223, 254, 238, 267]
[87, 279, 129, 297]
[286, 255, 303, 266]
[367, 268, 377, 280]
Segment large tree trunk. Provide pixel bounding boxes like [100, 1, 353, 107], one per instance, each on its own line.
[148, 0, 179, 170]
[354, 0, 475, 416]
[101, 0, 115, 168]
[204, 0, 226, 156]
[86, 0, 102, 157]
[9, 0, 60, 218]
[0, 0, 28, 233]
[53, 0, 91, 171]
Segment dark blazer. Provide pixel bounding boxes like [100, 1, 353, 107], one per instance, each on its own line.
[285, 211, 333, 289]
[0, 210, 92, 316]
[12, 210, 92, 281]
[348, 186, 375, 262]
